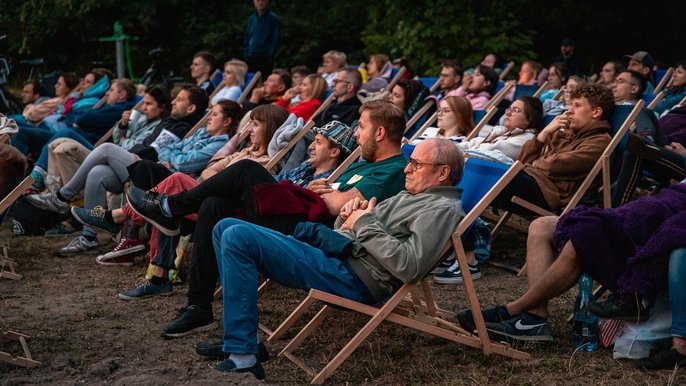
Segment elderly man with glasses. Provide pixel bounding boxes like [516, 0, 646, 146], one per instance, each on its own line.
[208, 137, 464, 379]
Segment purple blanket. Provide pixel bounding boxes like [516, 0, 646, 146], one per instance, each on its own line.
[660, 106, 686, 145]
[554, 183, 686, 305]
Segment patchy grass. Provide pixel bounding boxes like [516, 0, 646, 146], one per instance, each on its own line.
[0, 220, 683, 385]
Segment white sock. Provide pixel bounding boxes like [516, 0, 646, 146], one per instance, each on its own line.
[229, 353, 256, 368]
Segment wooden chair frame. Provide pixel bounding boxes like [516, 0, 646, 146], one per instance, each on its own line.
[0, 176, 41, 367]
[499, 61, 515, 80]
[386, 66, 407, 92]
[0, 133, 10, 144]
[271, 161, 529, 384]
[490, 101, 644, 275]
[647, 91, 664, 110]
[485, 81, 515, 110]
[465, 106, 498, 141]
[93, 98, 146, 147]
[653, 67, 673, 94]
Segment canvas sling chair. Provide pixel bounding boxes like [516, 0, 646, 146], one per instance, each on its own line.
[653, 67, 673, 94]
[0, 176, 33, 281]
[484, 80, 515, 110]
[92, 97, 145, 148]
[499, 61, 515, 80]
[267, 159, 530, 384]
[486, 101, 644, 276]
[0, 176, 40, 368]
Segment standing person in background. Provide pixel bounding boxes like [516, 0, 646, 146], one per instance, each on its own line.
[554, 38, 588, 75]
[244, 0, 280, 76]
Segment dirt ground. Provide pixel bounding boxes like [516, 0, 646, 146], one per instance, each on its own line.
[0, 219, 684, 385]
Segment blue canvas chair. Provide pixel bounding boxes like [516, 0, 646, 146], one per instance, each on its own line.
[270, 159, 529, 384]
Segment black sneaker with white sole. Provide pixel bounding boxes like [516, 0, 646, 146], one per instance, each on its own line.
[195, 339, 271, 362]
[485, 313, 553, 342]
[125, 186, 180, 236]
[162, 304, 216, 338]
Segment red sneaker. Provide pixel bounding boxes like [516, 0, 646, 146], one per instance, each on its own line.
[96, 237, 146, 266]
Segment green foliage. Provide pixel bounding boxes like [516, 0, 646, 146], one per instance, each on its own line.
[361, 0, 536, 76]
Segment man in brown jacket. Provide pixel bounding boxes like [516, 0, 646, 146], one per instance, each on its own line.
[491, 83, 614, 214]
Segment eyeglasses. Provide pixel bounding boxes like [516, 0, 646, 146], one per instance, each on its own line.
[332, 79, 350, 86]
[408, 157, 444, 171]
[614, 78, 638, 87]
[505, 107, 524, 114]
[436, 108, 453, 116]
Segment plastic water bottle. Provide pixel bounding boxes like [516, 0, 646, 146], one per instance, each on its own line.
[572, 274, 599, 352]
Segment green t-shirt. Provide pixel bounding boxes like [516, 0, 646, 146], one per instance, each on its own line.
[334, 154, 407, 202]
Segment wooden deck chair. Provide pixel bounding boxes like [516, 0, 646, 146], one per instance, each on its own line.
[238, 71, 262, 105]
[680, 94, 686, 107]
[490, 102, 644, 275]
[265, 120, 316, 172]
[92, 94, 107, 110]
[512, 84, 540, 101]
[533, 81, 549, 98]
[653, 67, 673, 94]
[484, 81, 514, 110]
[404, 100, 435, 134]
[465, 106, 498, 141]
[0, 330, 40, 368]
[647, 91, 665, 110]
[0, 132, 10, 144]
[271, 160, 529, 384]
[499, 61, 515, 80]
[551, 86, 565, 101]
[0, 176, 34, 281]
[92, 98, 146, 148]
[407, 112, 437, 141]
[386, 66, 406, 92]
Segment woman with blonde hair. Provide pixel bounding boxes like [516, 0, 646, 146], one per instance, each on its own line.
[320, 50, 346, 86]
[211, 59, 248, 106]
[275, 74, 328, 121]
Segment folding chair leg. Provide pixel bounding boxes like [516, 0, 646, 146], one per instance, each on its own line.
[0, 331, 40, 368]
[268, 294, 318, 342]
[0, 248, 22, 280]
[279, 304, 334, 357]
[452, 237, 492, 355]
[310, 286, 411, 384]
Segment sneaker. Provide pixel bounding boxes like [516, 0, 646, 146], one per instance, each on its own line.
[26, 191, 70, 213]
[196, 339, 271, 362]
[125, 186, 179, 236]
[45, 221, 82, 237]
[96, 254, 135, 267]
[433, 260, 482, 284]
[215, 359, 265, 380]
[456, 305, 510, 334]
[635, 341, 686, 371]
[485, 313, 554, 342]
[430, 257, 456, 274]
[96, 237, 146, 264]
[162, 304, 216, 338]
[118, 280, 173, 300]
[71, 206, 122, 235]
[55, 235, 99, 257]
[587, 295, 649, 323]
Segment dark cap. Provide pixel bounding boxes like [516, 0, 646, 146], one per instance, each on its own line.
[560, 38, 575, 46]
[624, 51, 654, 68]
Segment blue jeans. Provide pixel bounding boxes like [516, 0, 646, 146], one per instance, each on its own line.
[212, 217, 374, 355]
[11, 123, 53, 155]
[35, 129, 93, 169]
[670, 248, 686, 338]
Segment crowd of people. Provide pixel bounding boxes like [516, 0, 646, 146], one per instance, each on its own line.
[1, 0, 685, 380]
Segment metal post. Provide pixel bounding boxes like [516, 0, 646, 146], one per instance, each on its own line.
[114, 21, 125, 78]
